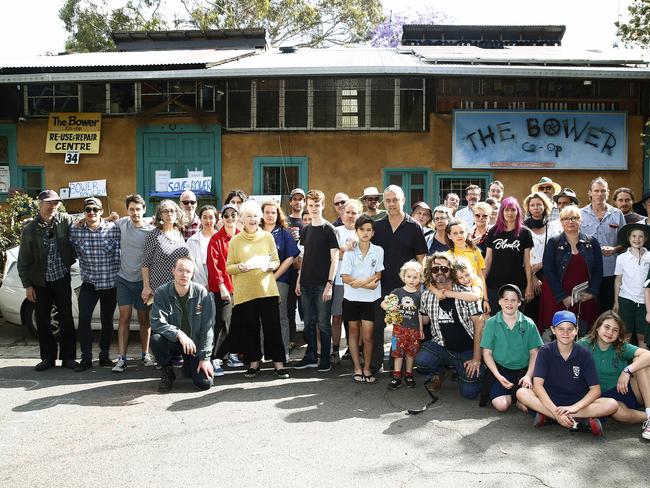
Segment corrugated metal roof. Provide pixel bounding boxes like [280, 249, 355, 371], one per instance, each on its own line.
[399, 45, 647, 66]
[0, 49, 257, 69]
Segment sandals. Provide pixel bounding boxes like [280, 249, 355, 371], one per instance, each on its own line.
[244, 366, 261, 378]
[353, 373, 365, 383]
[363, 373, 377, 384]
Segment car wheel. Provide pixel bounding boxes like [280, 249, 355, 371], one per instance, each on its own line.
[22, 301, 61, 339]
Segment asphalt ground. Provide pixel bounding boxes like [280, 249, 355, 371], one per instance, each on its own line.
[0, 320, 648, 488]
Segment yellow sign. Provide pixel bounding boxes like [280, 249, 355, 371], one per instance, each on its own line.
[45, 112, 102, 154]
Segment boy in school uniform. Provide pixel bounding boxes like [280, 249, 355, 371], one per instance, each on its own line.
[516, 310, 619, 436]
[479, 284, 543, 411]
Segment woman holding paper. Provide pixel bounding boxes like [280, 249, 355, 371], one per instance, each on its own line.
[225, 200, 289, 378]
[539, 205, 603, 335]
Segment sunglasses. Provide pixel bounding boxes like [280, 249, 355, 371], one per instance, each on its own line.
[334, 200, 348, 206]
[223, 212, 237, 219]
[538, 185, 553, 191]
[84, 207, 101, 214]
[181, 200, 196, 205]
[365, 197, 380, 202]
[561, 216, 580, 222]
[431, 266, 450, 274]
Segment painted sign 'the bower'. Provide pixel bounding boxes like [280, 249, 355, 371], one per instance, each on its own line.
[45, 113, 102, 154]
[452, 111, 628, 170]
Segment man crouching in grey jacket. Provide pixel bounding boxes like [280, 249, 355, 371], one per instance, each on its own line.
[150, 256, 214, 392]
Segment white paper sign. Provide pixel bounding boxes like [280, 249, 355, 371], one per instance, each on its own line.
[155, 170, 171, 192]
[248, 195, 282, 207]
[0, 166, 9, 193]
[68, 179, 107, 198]
[187, 170, 204, 178]
[167, 176, 211, 193]
[244, 254, 272, 270]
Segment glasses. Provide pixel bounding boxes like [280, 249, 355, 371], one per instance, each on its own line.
[365, 197, 380, 202]
[538, 185, 553, 191]
[84, 207, 101, 214]
[474, 214, 489, 220]
[181, 200, 196, 205]
[222, 212, 237, 219]
[161, 209, 176, 214]
[334, 200, 348, 206]
[561, 216, 580, 222]
[431, 266, 450, 274]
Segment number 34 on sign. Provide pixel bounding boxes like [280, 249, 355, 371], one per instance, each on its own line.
[65, 152, 80, 165]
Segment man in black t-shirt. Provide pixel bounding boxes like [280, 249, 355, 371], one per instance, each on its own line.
[293, 190, 340, 372]
[286, 188, 306, 342]
[371, 185, 427, 374]
[415, 253, 484, 399]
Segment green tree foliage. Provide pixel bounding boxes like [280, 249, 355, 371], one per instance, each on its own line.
[59, 0, 169, 52]
[59, 0, 385, 51]
[0, 193, 39, 273]
[615, 0, 650, 48]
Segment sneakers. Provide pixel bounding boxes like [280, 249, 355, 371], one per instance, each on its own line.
[569, 418, 602, 436]
[317, 362, 332, 372]
[244, 366, 260, 378]
[330, 351, 341, 366]
[212, 359, 225, 377]
[142, 353, 156, 367]
[405, 375, 416, 388]
[34, 360, 55, 372]
[292, 358, 318, 369]
[533, 413, 547, 428]
[642, 419, 650, 440]
[158, 365, 176, 393]
[112, 357, 127, 373]
[274, 368, 290, 379]
[388, 375, 402, 390]
[74, 360, 93, 373]
[227, 354, 244, 368]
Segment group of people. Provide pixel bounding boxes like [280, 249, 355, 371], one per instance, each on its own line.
[15, 174, 650, 439]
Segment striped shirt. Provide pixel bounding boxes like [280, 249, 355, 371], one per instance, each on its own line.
[69, 220, 121, 290]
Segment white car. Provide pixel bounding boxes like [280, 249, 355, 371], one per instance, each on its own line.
[0, 246, 140, 336]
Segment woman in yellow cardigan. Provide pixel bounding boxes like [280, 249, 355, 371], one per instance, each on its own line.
[226, 200, 289, 379]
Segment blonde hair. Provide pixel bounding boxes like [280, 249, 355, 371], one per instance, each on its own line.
[399, 260, 423, 283]
[524, 192, 553, 217]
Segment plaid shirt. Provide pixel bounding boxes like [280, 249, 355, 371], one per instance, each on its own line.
[419, 284, 482, 347]
[183, 214, 201, 241]
[69, 220, 121, 290]
[548, 205, 560, 222]
[42, 216, 68, 283]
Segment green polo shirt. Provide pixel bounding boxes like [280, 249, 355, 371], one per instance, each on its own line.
[576, 338, 637, 392]
[480, 311, 543, 370]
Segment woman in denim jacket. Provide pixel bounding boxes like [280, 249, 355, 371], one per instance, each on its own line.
[539, 205, 603, 334]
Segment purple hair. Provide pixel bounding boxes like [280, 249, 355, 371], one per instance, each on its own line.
[493, 196, 523, 237]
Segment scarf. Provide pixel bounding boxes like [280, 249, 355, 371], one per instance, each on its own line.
[524, 216, 546, 229]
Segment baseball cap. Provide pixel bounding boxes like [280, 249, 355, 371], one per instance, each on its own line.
[84, 197, 102, 208]
[289, 188, 306, 199]
[498, 283, 522, 301]
[551, 310, 577, 328]
[221, 204, 239, 215]
[38, 190, 62, 202]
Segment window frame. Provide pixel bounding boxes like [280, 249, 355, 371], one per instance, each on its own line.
[431, 171, 494, 207]
[18, 166, 45, 198]
[382, 167, 431, 212]
[252, 156, 309, 196]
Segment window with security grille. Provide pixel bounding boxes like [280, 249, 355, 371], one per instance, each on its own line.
[384, 169, 428, 211]
[262, 166, 299, 195]
[433, 174, 492, 207]
[25, 84, 79, 115]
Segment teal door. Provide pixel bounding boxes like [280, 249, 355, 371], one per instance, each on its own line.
[139, 127, 220, 208]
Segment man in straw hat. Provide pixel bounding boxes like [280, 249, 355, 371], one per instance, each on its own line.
[360, 186, 386, 222]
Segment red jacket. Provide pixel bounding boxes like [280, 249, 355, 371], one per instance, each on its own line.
[207, 226, 239, 294]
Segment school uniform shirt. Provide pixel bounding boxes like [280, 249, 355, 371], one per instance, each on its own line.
[335, 225, 358, 286]
[299, 222, 339, 287]
[576, 338, 637, 392]
[451, 247, 485, 279]
[372, 214, 427, 295]
[339, 243, 384, 302]
[533, 341, 599, 406]
[480, 311, 543, 370]
[580, 203, 626, 277]
[614, 248, 650, 304]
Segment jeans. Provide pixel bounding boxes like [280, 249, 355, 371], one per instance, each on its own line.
[300, 285, 332, 366]
[77, 283, 116, 362]
[34, 275, 76, 361]
[277, 281, 290, 356]
[287, 271, 302, 341]
[415, 340, 484, 399]
[150, 334, 212, 390]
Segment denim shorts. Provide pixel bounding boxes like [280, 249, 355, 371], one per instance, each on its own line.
[116, 275, 148, 311]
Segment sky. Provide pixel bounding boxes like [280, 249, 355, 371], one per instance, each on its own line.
[0, 0, 636, 57]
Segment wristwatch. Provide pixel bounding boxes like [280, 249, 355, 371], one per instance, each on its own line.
[326, 279, 334, 285]
[623, 366, 633, 376]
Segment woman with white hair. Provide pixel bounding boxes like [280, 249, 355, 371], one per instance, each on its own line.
[225, 200, 289, 378]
